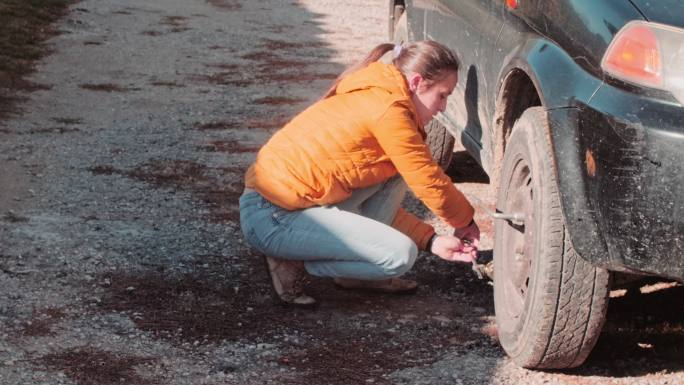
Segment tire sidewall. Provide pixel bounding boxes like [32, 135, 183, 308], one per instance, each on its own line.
[494, 107, 561, 365]
[425, 120, 455, 171]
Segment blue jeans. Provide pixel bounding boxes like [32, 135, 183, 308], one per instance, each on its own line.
[239, 176, 418, 280]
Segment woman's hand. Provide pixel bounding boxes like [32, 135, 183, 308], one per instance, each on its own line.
[453, 220, 481, 251]
[430, 234, 477, 263]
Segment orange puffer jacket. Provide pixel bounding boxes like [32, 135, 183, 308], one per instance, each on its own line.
[244, 62, 474, 249]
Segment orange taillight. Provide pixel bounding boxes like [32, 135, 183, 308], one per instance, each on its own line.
[602, 24, 662, 87]
[506, 0, 518, 9]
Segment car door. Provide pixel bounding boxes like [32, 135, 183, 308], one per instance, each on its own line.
[417, 0, 504, 166]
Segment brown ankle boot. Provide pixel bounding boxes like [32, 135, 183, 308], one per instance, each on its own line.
[333, 277, 418, 294]
[265, 256, 317, 307]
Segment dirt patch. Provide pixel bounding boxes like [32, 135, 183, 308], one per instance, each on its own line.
[96, 265, 487, 384]
[161, 15, 187, 27]
[0, 125, 80, 135]
[21, 308, 66, 337]
[2, 210, 30, 223]
[245, 117, 290, 130]
[267, 73, 338, 83]
[190, 48, 335, 90]
[160, 15, 190, 33]
[261, 38, 326, 51]
[39, 348, 158, 385]
[89, 159, 244, 223]
[125, 159, 215, 190]
[98, 268, 266, 342]
[206, 63, 240, 70]
[241, 51, 275, 62]
[241, 52, 309, 69]
[141, 30, 164, 37]
[88, 164, 117, 176]
[188, 72, 251, 87]
[149, 81, 184, 88]
[79, 83, 139, 92]
[193, 121, 240, 130]
[51, 117, 83, 125]
[272, 292, 484, 385]
[198, 139, 260, 153]
[253, 96, 306, 106]
[0, 0, 74, 120]
[240, 50, 336, 85]
[205, 0, 241, 11]
[31, 126, 80, 134]
[192, 118, 291, 132]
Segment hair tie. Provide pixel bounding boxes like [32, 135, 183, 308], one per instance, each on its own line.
[393, 43, 403, 58]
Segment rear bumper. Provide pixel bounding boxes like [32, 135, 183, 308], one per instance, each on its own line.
[549, 84, 684, 280]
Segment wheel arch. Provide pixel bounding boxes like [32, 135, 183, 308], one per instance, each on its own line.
[491, 37, 615, 270]
[490, 37, 603, 190]
[490, 68, 541, 190]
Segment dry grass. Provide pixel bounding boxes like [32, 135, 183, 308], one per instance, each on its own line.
[0, 0, 74, 120]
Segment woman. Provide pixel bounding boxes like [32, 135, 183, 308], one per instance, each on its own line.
[240, 40, 480, 307]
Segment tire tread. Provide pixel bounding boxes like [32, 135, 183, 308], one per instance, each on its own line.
[494, 107, 610, 369]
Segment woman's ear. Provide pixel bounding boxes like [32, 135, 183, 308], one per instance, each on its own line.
[407, 73, 423, 93]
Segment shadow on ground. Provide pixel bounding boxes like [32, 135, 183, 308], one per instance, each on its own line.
[94, 248, 497, 384]
[446, 150, 490, 184]
[575, 282, 684, 377]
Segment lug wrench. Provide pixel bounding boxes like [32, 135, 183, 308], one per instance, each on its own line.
[434, 111, 526, 279]
[463, 195, 525, 280]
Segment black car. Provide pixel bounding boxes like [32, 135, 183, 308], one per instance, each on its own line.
[389, 0, 684, 369]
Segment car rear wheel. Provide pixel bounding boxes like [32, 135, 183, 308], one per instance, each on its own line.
[425, 120, 455, 171]
[494, 107, 610, 369]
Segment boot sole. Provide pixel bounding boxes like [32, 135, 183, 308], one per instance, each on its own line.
[263, 255, 318, 309]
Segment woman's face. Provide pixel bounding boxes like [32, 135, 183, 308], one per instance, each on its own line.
[409, 71, 458, 127]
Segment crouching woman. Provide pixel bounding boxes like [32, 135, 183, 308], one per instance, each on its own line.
[239, 40, 480, 307]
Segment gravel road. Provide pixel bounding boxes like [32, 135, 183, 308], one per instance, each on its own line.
[0, 0, 682, 384]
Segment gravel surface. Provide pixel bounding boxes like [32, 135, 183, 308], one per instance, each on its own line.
[0, 1, 682, 384]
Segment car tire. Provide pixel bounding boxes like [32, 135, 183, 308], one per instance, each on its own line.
[425, 120, 455, 171]
[493, 107, 610, 369]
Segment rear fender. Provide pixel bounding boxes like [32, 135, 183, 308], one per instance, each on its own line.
[494, 38, 609, 266]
